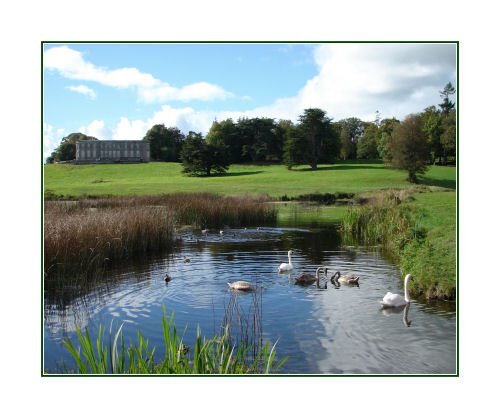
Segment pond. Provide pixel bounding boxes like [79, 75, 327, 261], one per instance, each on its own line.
[43, 225, 456, 374]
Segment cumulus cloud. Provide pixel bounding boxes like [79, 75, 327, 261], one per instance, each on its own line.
[79, 120, 111, 139]
[295, 43, 457, 121]
[45, 43, 457, 156]
[218, 43, 457, 124]
[43, 123, 65, 159]
[44, 45, 234, 103]
[66, 84, 96, 99]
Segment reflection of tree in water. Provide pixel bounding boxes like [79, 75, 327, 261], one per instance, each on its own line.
[278, 228, 343, 265]
[44, 251, 173, 310]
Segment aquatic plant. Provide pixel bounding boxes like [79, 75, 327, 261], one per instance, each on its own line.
[61, 310, 287, 374]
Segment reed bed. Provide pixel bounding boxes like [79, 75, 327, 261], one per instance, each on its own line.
[71, 193, 277, 227]
[44, 193, 276, 280]
[44, 202, 175, 279]
[341, 191, 424, 254]
[61, 310, 287, 374]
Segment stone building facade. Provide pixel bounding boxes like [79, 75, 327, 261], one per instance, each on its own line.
[75, 140, 150, 163]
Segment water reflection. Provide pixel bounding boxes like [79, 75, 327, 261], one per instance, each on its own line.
[380, 303, 412, 327]
[44, 226, 456, 374]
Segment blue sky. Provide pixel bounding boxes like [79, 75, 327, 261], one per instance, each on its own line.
[43, 42, 456, 158]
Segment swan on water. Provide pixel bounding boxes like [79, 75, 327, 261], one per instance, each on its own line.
[164, 273, 172, 282]
[294, 266, 328, 287]
[278, 250, 294, 273]
[380, 274, 413, 308]
[330, 271, 360, 286]
[227, 280, 255, 291]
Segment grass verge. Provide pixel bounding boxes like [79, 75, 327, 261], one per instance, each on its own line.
[341, 189, 456, 300]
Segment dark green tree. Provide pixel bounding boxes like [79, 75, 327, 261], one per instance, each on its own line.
[283, 108, 333, 169]
[236, 117, 281, 163]
[439, 82, 456, 114]
[388, 114, 430, 183]
[339, 126, 353, 160]
[282, 124, 308, 169]
[440, 111, 456, 163]
[142, 124, 185, 161]
[46, 132, 98, 163]
[338, 117, 364, 160]
[421, 106, 444, 164]
[356, 123, 380, 159]
[180, 132, 229, 176]
[376, 118, 400, 161]
[206, 119, 238, 163]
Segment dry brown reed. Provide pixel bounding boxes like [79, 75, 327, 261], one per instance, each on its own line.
[44, 201, 174, 279]
[44, 193, 276, 279]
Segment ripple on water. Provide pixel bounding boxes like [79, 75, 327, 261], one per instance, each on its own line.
[44, 227, 456, 374]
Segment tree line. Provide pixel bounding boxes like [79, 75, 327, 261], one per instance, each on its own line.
[46, 83, 456, 183]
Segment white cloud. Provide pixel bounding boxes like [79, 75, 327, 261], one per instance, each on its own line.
[79, 119, 111, 139]
[138, 82, 234, 103]
[219, 43, 457, 124]
[66, 84, 96, 99]
[43, 123, 65, 160]
[44, 45, 234, 103]
[47, 43, 457, 156]
[296, 43, 457, 121]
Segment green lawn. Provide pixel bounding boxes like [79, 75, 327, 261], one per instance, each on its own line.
[44, 161, 456, 198]
[43, 161, 457, 299]
[400, 190, 456, 298]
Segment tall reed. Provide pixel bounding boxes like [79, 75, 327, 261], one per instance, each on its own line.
[61, 310, 287, 374]
[44, 202, 174, 280]
[44, 193, 276, 280]
[341, 190, 424, 255]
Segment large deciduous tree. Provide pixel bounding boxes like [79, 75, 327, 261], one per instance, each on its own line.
[376, 118, 400, 161]
[338, 117, 364, 160]
[356, 123, 380, 159]
[440, 111, 456, 163]
[46, 132, 98, 163]
[143, 124, 185, 162]
[283, 108, 335, 169]
[180, 132, 229, 177]
[388, 114, 430, 183]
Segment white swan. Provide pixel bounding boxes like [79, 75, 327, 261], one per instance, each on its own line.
[294, 266, 328, 286]
[380, 274, 413, 308]
[227, 280, 255, 291]
[278, 250, 294, 273]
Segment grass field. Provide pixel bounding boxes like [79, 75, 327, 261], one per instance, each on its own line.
[43, 161, 457, 300]
[43, 161, 456, 198]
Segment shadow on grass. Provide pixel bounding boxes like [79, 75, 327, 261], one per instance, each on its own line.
[418, 176, 456, 190]
[293, 164, 386, 172]
[202, 170, 264, 178]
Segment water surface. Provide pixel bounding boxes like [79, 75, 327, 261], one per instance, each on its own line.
[44, 227, 456, 374]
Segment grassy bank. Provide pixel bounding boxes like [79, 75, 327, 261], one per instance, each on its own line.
[342, 189, 456, 300]
[43, 162, 456, 299]
[44, 161, 455, 198]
